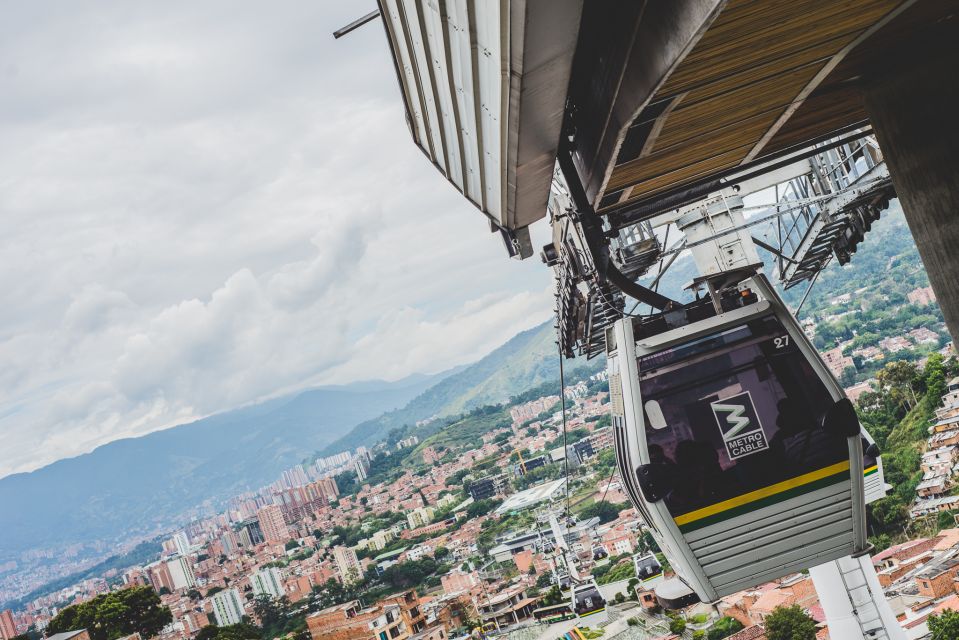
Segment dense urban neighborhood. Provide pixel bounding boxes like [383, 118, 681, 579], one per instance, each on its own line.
[6, 311, 959, 640]
[2, 223, 958, 640]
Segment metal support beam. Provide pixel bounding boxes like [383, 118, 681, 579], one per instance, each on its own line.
[332, 10, 380, 39]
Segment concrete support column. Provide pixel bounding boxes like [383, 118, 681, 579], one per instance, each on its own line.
[863, 32, 959, 342]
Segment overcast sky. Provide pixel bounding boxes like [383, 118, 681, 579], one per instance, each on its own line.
[0, 2, 554, 478]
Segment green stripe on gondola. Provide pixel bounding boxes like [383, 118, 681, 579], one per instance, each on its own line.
[675, 468, 850, 533]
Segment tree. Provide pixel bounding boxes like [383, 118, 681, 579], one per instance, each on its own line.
[446, 469, 470, 487]
[465, 499, 502, 519]
[669, 617, 686, 634]
[380, 558, 438, 590]
[214, 624, 261, 640]
[764, 605, 817, 640]
[541, 585, 564, 606]
[578, 501, 629, 525]
[311, 579, 357, 611]
[877, 361, 919, 410]
[707, 617, 745, 640]
[252, 595, 288, 627]
[333, 470, 359, 496]
[626, 578, 639, 600]
[929, 609, 959, 640]
[47, 586, 172, 640]
[839, 366, 858, 387]
[195, 626, 219, 640]
[641, 531, 661, 553]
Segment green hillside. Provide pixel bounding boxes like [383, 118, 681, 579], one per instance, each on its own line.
[318, 321, 568, 455]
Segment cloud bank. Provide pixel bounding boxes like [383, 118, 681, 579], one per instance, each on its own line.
[0, 1, 554, 477]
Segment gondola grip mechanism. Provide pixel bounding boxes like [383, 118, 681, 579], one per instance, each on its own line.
[823, 398, 861, 438]
[636, 463, 671, 503]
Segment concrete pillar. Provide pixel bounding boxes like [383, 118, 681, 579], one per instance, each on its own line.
[863, 31, 959, 342]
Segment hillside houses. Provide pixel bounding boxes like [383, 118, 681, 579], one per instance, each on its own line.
[912, 378, 959, 518]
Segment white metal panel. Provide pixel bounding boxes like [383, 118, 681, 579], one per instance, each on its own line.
[377, 0, 583, 240]
[399, 0, 448, 173]
[381, 0, 431, 149]
[474, 0, 505, 220]
[809, 556, 907, 640]
[421, 0, 465, 190]
[446, 0, 484, 205]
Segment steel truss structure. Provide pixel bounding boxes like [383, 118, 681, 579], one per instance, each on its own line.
[550, 131, 895, 359]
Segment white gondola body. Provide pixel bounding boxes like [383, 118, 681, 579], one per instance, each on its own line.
[607, 275, 869, 602]
[570, 579, 608, 625]
[633, 552, 665, 589]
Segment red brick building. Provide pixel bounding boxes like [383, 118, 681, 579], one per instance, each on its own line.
[307, 591, 432, 640]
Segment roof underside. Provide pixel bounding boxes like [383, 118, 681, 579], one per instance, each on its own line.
[588, 0, 949, 216]
[377, 0, 954, 234]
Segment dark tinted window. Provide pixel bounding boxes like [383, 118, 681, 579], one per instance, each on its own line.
[862, 435, 877, 470]
[638, 315, 848, 518]
[573, 584, 605, 614]
[635, 554, 662, 580]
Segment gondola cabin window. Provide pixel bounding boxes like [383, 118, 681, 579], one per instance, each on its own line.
[638, 315, 849, 524]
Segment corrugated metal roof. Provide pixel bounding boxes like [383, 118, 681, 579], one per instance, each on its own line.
[377, 0, 583, 245]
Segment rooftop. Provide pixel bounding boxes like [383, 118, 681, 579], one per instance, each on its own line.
[915, 550, 959, 579]
[494, 479, 567, 514]
[47, 631, 90, 640]
[873, 538, 932, 564]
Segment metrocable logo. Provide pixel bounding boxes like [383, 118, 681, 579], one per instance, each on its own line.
[711, 391, 769, 460]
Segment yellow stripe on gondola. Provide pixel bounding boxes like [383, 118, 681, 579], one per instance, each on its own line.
[673, 460, 851, 526]
[864, 465, 878, 476]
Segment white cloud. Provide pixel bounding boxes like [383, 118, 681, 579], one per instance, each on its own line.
[0, 1, 554, 477]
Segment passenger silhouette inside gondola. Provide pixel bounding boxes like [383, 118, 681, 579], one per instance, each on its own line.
[771, 397, 845, 472]
[669, 439, 726, 513]
[648, 443, 673, 468]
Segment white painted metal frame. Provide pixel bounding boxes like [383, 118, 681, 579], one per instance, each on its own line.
[610, 275, 868, 601]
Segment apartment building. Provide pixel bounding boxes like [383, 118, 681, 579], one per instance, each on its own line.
[307, 591, 431, 640]
[257, 505, 289, 543]
[250, 567, 285, 599]
[332, 546, 362, 584]
[210, 588, 245, 626]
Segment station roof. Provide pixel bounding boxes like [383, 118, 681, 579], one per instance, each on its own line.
[377, 0, 954, 238]
[373, 548, 406, 562]
[494, 478, 566, 514]
[376, 0, 583, 244]
[570, 0, 950, 217]
[47, 632, 90, 640]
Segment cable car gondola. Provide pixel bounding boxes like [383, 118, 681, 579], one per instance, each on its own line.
[633, 552, 665, 589]
[570, 579, 608, 623]
[608, 273, 867, 602]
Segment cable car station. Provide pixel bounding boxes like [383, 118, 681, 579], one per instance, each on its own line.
[348, 1, 959, 638]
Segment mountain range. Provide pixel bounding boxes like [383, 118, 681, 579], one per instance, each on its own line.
[0, 319, 563, 594]
[318, 320, 560, 455]
[0, 374, 444, 563]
